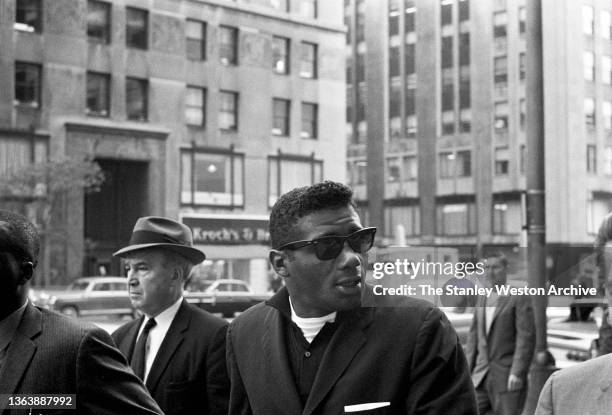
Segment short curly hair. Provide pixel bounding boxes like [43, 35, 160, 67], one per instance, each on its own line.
[269, 181, 355, 249]
[0, 209, 40, 266]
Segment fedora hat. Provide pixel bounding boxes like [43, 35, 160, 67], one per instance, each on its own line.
[113, 216, 205, 264]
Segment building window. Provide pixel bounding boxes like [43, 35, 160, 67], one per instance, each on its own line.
[180, 148, 244, 207]
[186, 86, 206, 126]
[14, 62, 41, 107]
[441, 110, 455, 135]
[519, 144, 526, 173]
[457, 150, 471, 177]
[441, 68, 454, 111]
[440, 0, 452, 27]
[272, 0, 289, 12]
[585, 97, 595, 126]
[460, 109, 471, 133]
[301, 103, 318, 139]
[0, 133, 48, 178]
[436, 202, 476, 235]
[493, 203, 511, 234]
[441, 36, 453, 69]
[126, 77, 147, 121]
[300, 42, 317, 78]
[587, 144, 597, 173]
[439, 152, 454, 178]
[390, 79, 401, 118]
[603, 11, 612, 40]
[405, 85, 416, 115]
[219, 91, 238, 130]
[299, 0, 317, 19]
[349, 159, 367, 185]
[272, 98, 290, 136]
[603, 56, 612, 85]
[186, 19, 206, 61]
[519, 52, 525, 80]
[493, 11, 507, 53]
[605, 147, 612, 176]
[386, 158, 400, 182]
[584, 51, 595, 81]
[459, 66, 470, 109]
[604, 101, 612, 130]
[219, 26, 238, 65]
[405, 2, 416, 33]
[126, 7, 147, 49]
[518, 7, 525, 36]
[389, 0, 400, 36]
[389, 47, 400, 78]
[87, 1, 111, 44]
[272, 36, 290, 74]
[384, 205, 420, 237]
[494, 147, 509, 175]
[520, 98, 526, 130]
[15, 0, 42, 33]
[403, 155, 417, 180]
[405, 43, 416, 75]
[459, 0, 469, 22]
[268, 154, 323, 206]
[494, 56, 508, 97]
[583, 5, 594, 36]
[459, 33, 470, 66]
[494, 102, 509, 131]
[86, 72, 110, 117]
[406, 115, 417, 137]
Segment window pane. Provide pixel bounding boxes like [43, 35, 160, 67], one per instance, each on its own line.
[300, 42, 317, 78]
[15, 0, 41, 32]
[272, 98, 290, 135]
[186, 20, 206, 60]
[126, 8, 147, 49]
[181, 152, 244, 206]
[126, 78, 147, 121]
[219, 26, 238, 65]
[186, 87, 205, 126]
[219, 91, 238, 130]
[86, 72, 110, 117]
[88, 1, 111, 43]
[272, 36, 290, 74]
[14, 62, 41, 107]
[300, 0, 317, 19]
[301, 103, 317, 138]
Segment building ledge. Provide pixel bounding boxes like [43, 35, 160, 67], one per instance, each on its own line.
[63, 118, 170, 140]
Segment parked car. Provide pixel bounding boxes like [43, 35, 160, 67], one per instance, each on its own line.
[184, 279, 270, 318]
[34, 277, 135, 318]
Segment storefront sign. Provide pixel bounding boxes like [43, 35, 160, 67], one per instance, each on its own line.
[182, 215, 270, 245]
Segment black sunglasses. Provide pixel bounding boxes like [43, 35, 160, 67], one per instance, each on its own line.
[277, 227, 377, 261]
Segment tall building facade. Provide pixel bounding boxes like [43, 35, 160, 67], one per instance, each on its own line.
[345, 0, 612, 269]
[0, 0, 346, 290]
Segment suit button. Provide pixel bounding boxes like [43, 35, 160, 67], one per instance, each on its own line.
[304, 351, 311, 357]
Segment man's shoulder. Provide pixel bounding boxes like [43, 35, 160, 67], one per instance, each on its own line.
[230, 301, 270, 328]
[550, 353, 612, 387]
[183, 301, 228, 330]
[38, 307, 103, 337]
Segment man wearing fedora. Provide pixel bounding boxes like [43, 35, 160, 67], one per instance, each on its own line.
[112, 216, 229, 415]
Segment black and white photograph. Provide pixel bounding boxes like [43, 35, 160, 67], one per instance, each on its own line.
[2, 0, 612, 414]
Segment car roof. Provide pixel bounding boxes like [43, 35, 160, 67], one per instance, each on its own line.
[212, 279, 248, 284]
[73, 277, 128, 283]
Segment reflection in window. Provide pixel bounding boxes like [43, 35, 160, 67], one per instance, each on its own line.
[126, 7, 147, 49]
[268, 154, 323, 206]
[87, 0, 111, 43]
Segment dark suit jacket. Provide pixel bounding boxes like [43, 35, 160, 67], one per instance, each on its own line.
[465, 294, 535, 385]
[112, 300, 229, 415]
[227, 288, 477, 415]
[0, 303, 163, 415]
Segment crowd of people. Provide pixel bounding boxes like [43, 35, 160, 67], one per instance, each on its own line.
[0, 181, 611, 414]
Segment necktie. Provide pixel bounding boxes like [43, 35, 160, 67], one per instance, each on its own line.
[131, 318, 157, 380]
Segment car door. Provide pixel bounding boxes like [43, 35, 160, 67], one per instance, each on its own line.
[86, 282, 113, 314]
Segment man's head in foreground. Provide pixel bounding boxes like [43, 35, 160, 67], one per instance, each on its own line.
[114, 216, 205, 317]
[0, 209, 39, 319]
[268, 181, 376, 317]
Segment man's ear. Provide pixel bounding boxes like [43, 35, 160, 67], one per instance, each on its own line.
[20, 261, 34, 284]
[269, 250, 289, 278]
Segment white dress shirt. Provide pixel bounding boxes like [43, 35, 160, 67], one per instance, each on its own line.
[137, 297, 183, 382]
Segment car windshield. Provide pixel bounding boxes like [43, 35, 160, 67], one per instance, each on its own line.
[67, 281, 90, 291]
[185, 280, 213, 292]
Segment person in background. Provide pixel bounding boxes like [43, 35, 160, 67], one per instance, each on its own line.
[0, 209, 163, 415]
[112, 216, 229, 415]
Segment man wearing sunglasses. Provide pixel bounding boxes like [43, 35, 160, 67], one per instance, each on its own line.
[226, 181, 476, 414]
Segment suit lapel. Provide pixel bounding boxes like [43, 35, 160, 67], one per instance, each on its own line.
[261, 305, 303, 415]
[119, 316, 143, 361]
[302, 308, 372, 415]
[0, 304, 41, 404]
[145, 301, 189, 393]
[488, 295, 510, 339]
